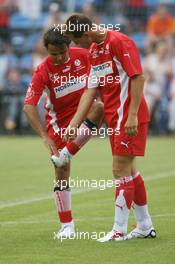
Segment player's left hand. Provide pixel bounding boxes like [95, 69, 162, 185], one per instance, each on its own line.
[62, 124, 78, 142]
[125, 114, 138, 136]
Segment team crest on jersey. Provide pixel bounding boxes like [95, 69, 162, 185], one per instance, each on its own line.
[49, 72, 60, 83]
[74, 59, 81, 66]
[92, 61, 113, 77]
[104, 44, 110, 54]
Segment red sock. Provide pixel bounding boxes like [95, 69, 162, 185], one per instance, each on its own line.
[66, 142, 80, 155]
[58, 211, 72, 223]
[115, 176, 135, 209]
[66, 123, 92, 155]
[54, 190, 73, 223]
[133, 173, 147, 206]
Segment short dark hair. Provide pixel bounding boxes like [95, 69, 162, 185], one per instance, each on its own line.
[66, 13, 93, 38]
[43, 27, 71, 49]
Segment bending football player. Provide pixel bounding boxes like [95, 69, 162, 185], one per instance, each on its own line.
[23, 27, 104, 240]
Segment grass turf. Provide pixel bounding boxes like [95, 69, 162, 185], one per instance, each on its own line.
[0, 136, 175, 264]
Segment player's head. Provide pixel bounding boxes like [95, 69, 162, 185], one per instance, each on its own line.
[65, 14, 94, 48]
[43, 27, 71, 65]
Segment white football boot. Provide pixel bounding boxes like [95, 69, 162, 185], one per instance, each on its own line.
[97, 230, 126, 242]
[126, 226, 156, 240]
[55, 221, 75, 240]
[51, 149, 71, 167]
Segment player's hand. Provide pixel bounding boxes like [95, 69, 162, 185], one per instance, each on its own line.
[62, 125, 78, 142]
[42, 135, 58, 155]
[125, 114, 138, 136]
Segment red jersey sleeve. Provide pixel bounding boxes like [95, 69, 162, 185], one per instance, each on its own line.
[24, 65, 47, 105]
[111, 37, 143, 78]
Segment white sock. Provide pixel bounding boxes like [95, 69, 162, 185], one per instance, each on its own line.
[133, 203, 153, 230]
[113, 190, 130, 234]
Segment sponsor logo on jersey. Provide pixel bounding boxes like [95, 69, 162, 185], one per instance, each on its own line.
[91, 49, 98, 59]
[98, 48, 104, 55]
[54, 74, 87, 98]
[62, 65, 71, 73]
[124, 53, 130, 57]
[92, 61, 113, 77]
[49, 72, 60, 83]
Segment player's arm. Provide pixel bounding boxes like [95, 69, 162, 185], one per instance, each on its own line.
[125, 74, 145, 136]
[23, 105, 57, 155]
[64, 63, 99, 141]
[64, 87, 97, 141]
[112, 38, 144, 136]
[23, 104, 45, 137]
[23, 70, 58, 155]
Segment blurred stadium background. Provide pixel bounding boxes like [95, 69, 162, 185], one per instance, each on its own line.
[1, 1, 175, 263]
[0, 0, 175, 135]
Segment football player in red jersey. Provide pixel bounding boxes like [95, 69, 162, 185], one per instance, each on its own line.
[23, 27, 104, 239]
[64, 14, 156, 241]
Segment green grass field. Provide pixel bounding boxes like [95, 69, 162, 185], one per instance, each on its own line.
[0, 136, 175, 264]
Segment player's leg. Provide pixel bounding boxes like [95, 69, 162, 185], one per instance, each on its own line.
[50, 133, 75, 239]
[64, 99, 104, 154]
[126, 160, 156, 239]
[98, 155, 135, 242]
[51, 99, 104, 167]
[53, 162, 75, 239]
[98, 122, 156, 242]
[113, 155, 135, 235]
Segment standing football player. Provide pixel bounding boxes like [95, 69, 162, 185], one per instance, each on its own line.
[63, 14, 156, 241]
[23, 27, 103, 239]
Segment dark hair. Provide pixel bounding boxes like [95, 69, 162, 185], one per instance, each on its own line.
[43, 27, 71, 49]
[66, 13, 93, 38]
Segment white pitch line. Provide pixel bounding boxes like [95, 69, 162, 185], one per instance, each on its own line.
[0, 170, 175, 210]
[145, 171, 175, 181]
[0, 188, 93, 209]
[1, 213, 175, 226]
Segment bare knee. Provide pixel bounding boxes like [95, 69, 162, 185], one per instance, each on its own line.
[54, 163, 70, 186]
[93, 101, 104, 116]
[87, 100, 104, 126]
[113, 156, 134, 179]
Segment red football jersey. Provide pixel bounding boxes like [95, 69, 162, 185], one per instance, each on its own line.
[24, 47, 90, 134]
[88, 30, 150, 130]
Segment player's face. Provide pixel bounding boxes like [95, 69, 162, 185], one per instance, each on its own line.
[48, 44, 69, 65]
[68, 33, 93, 49]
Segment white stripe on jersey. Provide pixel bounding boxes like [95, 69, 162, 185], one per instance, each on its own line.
[88, 67, 99, 89]
[45, 87, 60, 135]
[54, 74, 87, 98]
[113, 56, 129, 131]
